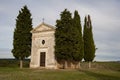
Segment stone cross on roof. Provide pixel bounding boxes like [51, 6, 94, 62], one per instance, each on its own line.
[42, 18, 44, 23]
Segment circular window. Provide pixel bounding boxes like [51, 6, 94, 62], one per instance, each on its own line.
[42, 40, 45, 45]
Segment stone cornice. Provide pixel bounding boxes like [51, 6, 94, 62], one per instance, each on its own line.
[32, 29, 55, 33]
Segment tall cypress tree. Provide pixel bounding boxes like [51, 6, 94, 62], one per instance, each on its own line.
[55, 9, 73, 68]
[72, 10, 84, 62]
[55, 9, 84, 69]
[12, 5, 32, 68]
[83, 15, 95, 68]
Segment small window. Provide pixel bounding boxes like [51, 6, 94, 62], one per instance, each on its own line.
[42, 40, 45, 45]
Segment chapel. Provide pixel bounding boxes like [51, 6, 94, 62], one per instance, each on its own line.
[30, 22, 57, 69]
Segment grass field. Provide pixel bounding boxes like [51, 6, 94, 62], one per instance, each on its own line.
[0, 67, 120, 80]
[0, 61, 120, 80]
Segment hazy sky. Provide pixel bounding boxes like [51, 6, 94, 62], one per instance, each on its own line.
[0, 0, 120, 61]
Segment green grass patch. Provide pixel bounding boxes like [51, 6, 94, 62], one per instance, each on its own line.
[0, 59, 120, 80]
[0, 67, 120, 80]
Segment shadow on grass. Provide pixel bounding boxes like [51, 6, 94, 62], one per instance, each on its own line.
[80, 70, 120, 80]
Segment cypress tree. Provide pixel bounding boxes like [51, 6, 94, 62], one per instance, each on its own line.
[71, 10, 84, 68]
[55, 9, 84, 69]
[83, 15, 95, 68]
[12, 5, 32, 68]
[55, 9, 73, 68]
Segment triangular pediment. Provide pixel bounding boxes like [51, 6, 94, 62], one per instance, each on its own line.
[31, 22, 55, 33]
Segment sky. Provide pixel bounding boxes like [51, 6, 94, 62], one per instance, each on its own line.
[0, 0, 120, 61]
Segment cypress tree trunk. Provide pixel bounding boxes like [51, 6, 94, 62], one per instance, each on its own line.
[64, 60, 67, 69]
[78, 62, 81, 69]
[88, 61, 91, 69]
[19, 57, 23, 69]
[70, 61, 74, 69]
[20, 60, 23, 69]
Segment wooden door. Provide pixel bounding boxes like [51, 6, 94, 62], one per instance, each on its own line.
[40, 52, 46, 67]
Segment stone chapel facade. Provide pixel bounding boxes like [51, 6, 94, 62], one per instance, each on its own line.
[30, 22, 57, 69]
